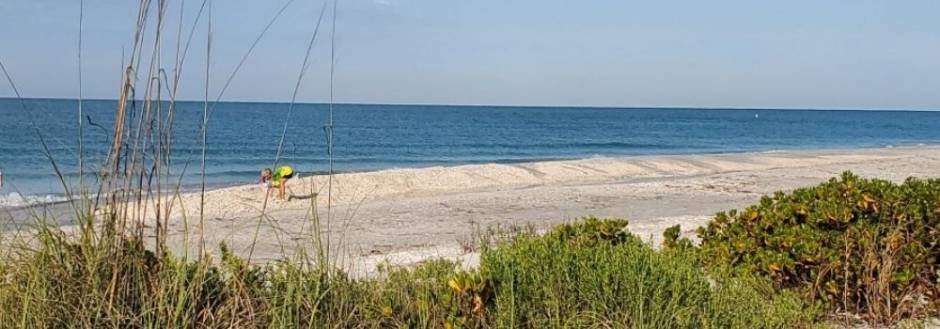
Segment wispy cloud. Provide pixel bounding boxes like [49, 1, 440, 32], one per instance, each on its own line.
[373, 0, 392, 6]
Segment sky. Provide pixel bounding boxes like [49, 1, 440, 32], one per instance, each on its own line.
[0, 0, 939, 110]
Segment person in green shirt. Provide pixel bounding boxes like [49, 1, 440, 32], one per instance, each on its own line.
[259, 165, 294, 200]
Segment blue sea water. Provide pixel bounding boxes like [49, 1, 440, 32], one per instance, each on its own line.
[1, 98, 939, 205]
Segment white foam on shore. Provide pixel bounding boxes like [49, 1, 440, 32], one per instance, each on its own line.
[0, 192, 68, 208]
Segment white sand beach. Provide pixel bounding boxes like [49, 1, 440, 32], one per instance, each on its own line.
[21, 145, 940, 275]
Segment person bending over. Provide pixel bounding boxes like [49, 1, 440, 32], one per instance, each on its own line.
[259, 165, 294, 200]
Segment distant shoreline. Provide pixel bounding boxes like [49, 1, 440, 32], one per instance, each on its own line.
[3, 143, 938, 211]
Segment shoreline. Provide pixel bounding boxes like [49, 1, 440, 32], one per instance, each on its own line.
[6, 145, 940, 275]
[2, 142, 936, 209]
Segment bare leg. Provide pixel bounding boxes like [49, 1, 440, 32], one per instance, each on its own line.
[279, 183, 286, 200]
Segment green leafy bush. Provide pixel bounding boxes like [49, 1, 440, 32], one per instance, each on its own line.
[697, 172, 940, 323]
[481, 217, 814, 328]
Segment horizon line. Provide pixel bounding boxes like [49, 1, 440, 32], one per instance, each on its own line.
[1, 96, 937, 113]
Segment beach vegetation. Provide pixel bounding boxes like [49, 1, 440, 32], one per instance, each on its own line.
[0, 215, 818, 328]
[697, 172, 940, 325]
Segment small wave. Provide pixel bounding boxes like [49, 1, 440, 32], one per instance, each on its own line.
[346, 141, 678, 150]
[0, 192, 69, 208]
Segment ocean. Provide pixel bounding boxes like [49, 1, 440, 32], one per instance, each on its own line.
[1, 98, 939, 206]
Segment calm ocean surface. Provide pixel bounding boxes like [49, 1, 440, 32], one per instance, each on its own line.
[1, 98, 939, 205]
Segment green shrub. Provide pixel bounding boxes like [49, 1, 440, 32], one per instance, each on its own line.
[702, 269, 822, 329]
[367, 259, 466, 328]
[481, 217, 814, 328]
[697, 172, 940, 324]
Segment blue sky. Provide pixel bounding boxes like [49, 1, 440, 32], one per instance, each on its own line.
[1, 0, 938, 109]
